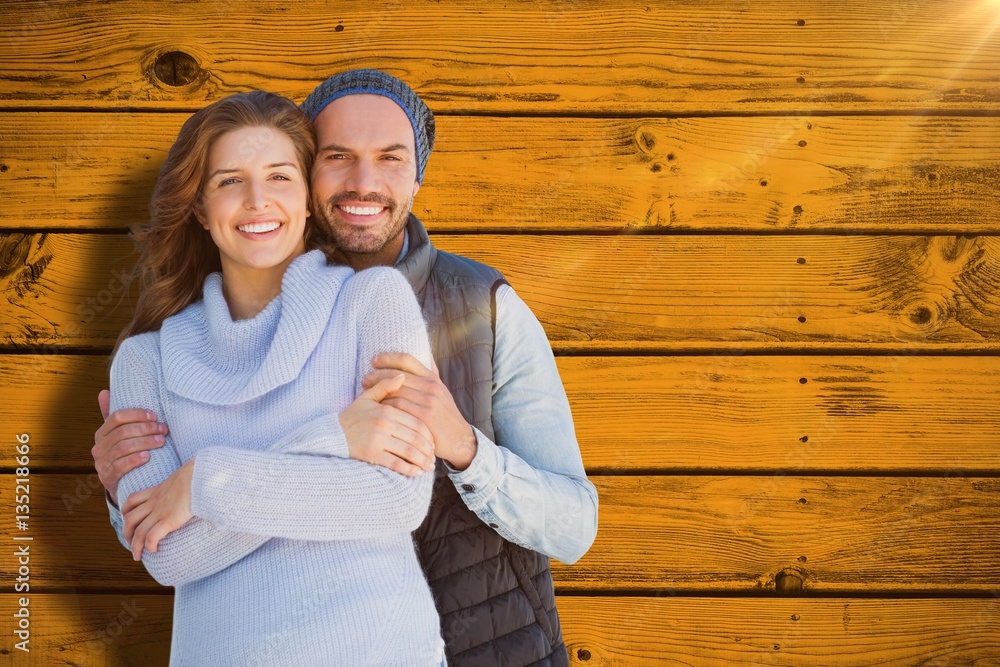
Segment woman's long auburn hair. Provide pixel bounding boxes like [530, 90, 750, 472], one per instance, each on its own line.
[113, 90, 335, 358]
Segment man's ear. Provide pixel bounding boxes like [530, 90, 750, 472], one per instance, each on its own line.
[412, 179, 420, 198]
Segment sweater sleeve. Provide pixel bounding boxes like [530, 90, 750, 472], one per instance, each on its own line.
[110, 336, 271, 588]
[190, 267, 436, 540]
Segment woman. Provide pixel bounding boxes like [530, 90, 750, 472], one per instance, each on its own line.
[108, 90, 445, 665]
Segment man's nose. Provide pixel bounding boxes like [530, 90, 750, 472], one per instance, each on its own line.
[344, 159, 379, 194]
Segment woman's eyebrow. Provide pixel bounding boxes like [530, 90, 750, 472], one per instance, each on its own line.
[208, 162, 298, 178]
[207, 167, 240, 179]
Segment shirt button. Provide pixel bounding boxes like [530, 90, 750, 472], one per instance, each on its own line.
[461, 484, 475, 492]
[488, 523, 499, 529]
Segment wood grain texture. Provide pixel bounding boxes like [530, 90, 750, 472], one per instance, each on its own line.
[1, 595, 997, 667]
[0, 355, 107, 469]
[558, 597, 1000, 666]
[2, 1, 1000, 113]
[1, 1, 996, 662]
[0, 234, 140, 351]
[4, 475, 998, 593]
[555, 476, 1000, 593]
[5, 113, 1000, 233]
[7, 354, 1000, 473]
[4, 233, 1000, 351]
[0, 595, 170, 666]
[559, 355, 1000, 473]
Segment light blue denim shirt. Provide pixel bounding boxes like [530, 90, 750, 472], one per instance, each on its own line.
[397, 231, 597, 564]
[109, 235, 599, 566]
[445, 282, 598, 564]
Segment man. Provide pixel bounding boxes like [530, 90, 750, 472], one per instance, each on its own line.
[93, 69, 597, 666]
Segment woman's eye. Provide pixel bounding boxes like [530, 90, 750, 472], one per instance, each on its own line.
[271, 174, 289, 181]
[219, 177, 237, 186]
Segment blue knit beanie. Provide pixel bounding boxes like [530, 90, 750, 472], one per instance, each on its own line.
[300, 69, 435, 183]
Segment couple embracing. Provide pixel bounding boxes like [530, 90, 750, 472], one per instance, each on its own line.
[91, 69, 598, 666]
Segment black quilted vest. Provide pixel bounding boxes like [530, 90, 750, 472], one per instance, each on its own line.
[396, 216, 569, 667]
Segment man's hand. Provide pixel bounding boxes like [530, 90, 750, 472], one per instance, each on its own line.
[340, 373, 436, 476]
[362, 353, 478, 471]
[121, 458, 195, 561]
[93, 389, 167, 500]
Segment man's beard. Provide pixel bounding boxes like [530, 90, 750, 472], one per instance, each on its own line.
[312, 191, 411, 257]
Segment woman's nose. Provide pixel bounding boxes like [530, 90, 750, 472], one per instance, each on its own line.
[243, 179, 270, 210]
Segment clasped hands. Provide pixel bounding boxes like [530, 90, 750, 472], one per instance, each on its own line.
[102, 353, 477, 561]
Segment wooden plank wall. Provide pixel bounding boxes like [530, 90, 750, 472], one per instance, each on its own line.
[2, 1, 999, 664]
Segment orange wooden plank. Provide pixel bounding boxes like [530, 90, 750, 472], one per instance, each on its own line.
[559, 355, 1000, 473]
[3, 1, 1000, 113]
[3, 475, 998, 593]
[4, 234, 1000, 351]
[4, 114, 1000, 233]
[0, 594, 170, 666]
[2, 594, 998, 666]
[6, 354, 1000, 473]
[558, 597, 1000, 666]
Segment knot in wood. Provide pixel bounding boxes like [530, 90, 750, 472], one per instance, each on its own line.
[153, 51, 201, 87]
[775, 568, 804, 595]
[0, 233, 31, 279]
[936, 235, 977, 265]
[634, 125, 661, 156]
[910, 306, 933, 325]
[896, 293, 950, 340]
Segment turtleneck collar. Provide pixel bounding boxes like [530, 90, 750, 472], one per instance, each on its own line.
[160, 249, 354, 405]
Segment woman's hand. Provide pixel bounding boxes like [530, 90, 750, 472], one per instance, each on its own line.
[121, 458, 196, 561]
[340, 373, 436, 476]
[363, 353, 478, 471]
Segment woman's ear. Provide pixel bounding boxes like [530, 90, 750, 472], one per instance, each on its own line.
[193, 204, 209, 230]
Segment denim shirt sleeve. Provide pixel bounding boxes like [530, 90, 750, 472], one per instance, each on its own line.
[106, 491, 132, 552]
[445, 284, 599, 564]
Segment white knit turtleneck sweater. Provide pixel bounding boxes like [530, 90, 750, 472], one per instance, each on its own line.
[109, 249, 444, 666]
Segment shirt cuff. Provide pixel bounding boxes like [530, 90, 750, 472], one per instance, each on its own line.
[106, 490, 131, 552]
[446, 427, 504, 507]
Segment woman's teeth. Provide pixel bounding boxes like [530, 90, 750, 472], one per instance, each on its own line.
[237, 221, 281, 233]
